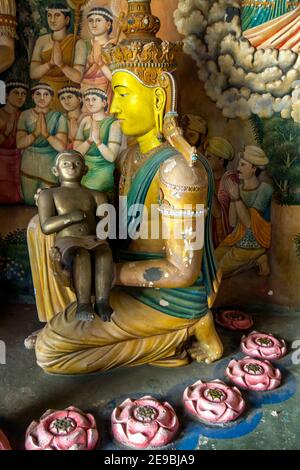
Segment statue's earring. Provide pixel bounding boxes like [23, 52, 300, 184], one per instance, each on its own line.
[155, 109, 164, 142]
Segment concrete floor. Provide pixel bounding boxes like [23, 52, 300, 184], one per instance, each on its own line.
[0, 303, 299, 450]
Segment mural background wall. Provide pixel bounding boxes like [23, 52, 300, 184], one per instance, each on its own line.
[0, 0, 298, 311]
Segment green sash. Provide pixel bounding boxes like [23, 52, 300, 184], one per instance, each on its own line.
[118, 145, 218, 320]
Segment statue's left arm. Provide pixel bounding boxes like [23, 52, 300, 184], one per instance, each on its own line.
[115, 155, 207, 289]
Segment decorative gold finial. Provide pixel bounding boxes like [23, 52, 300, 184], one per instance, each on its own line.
[122, 0, 161, 40]
[102, 0, 182, 86]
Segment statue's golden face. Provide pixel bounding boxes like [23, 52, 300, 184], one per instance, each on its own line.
[111, 72, 156, 137]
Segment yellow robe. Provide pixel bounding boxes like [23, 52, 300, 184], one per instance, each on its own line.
[39, 34, 75, 111]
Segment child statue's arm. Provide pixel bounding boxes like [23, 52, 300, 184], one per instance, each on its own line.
[39, 190, 86, 236]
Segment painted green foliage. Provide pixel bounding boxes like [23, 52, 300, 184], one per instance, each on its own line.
[251, 114, 300, 205]
[0, 230, 34, 303]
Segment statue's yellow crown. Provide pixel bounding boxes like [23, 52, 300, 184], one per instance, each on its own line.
[102, 0, 182, 86]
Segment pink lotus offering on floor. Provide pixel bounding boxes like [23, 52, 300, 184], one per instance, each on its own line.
[25, 406, 99, 450]
[226, 357, 282, 391]
[111, 396, 179, 449]
[183, 379, 246, 424]
[215, 310, 253, 330]
[241, 331, 287, 360]
[0, 429, 11, 450]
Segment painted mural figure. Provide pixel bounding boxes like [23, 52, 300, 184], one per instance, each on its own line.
[17, 83, 68, 206]
[58, 85, 83, 148]
[203, 137, 238, 247]
[38, 150, 114, 322]
[181, 114, 207, 151]
[215, 145, 273, 278]
[242, 0, 300, 51]
[63, 7, 114, 106]
[74, 88, 122, 192]
[30, 3, 75, 109]
[0, 82, 28, 204]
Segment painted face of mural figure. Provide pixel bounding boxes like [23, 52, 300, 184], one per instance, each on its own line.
[111, 72, 156, 137]
[84, 94, 107, 114]
[204, 150, 224, 173]
[185, 129, 200, 147]
[7, 88, 27, 109]
[32, 89, 53, 109]
[88, 14, 111, 36]
[59, 93, 81, 112]
[47, 9, 70, 32]
[237, 157, 256, 181]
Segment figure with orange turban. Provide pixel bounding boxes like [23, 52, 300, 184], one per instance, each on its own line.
[215, 145, 274, 278]
[203, 136, 239, 247]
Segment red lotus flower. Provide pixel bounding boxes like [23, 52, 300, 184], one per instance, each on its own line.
[183, 379, 245, 424]
[0, 429, 11, 450]
[226, 357, 282, 391]
[111, 396, 179, 449]
[25, 406, 99, 450]
[241, 331, 287, 360]
[215, 310, 253, 330]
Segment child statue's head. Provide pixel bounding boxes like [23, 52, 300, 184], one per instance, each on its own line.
[52, 150, 88, 182]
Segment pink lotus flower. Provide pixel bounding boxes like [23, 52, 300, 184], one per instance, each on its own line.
[0, 429, 11, 450]
[241, 331, 287, 360]
[25, 406, 99, 450]
[183, 379, 246, 424]
[111, 396, 179, 449]
[215, 310, 253, 330]
[226, 357, 282, 391]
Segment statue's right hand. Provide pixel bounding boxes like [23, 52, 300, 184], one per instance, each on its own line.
[34, 188, 43, 207]
[70, 209, 86, 223]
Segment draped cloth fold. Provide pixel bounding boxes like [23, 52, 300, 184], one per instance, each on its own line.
[220, 208, 271, 249]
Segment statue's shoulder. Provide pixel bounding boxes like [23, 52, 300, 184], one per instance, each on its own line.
[159, 151, 208, 192]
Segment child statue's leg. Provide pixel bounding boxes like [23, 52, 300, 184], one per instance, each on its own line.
[94, 245, 114, 322]
[73, 248, 95, 321]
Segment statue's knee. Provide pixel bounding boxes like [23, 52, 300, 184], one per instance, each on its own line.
[74, 248, 90, 263]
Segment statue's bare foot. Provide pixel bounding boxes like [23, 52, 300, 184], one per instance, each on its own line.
[24, 329, 43, 350]
[94, 301, 114, 322]
[75, 303, 95, 322]
[188, 311, 223, 364]
[188, 341, 222, 364]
